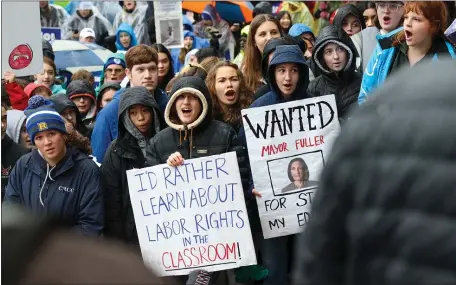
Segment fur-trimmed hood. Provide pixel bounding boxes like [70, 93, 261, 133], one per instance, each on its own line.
[165, 76, 212, 132]
[313, 25, 359, 75]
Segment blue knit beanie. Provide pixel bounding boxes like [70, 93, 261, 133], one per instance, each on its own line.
[24, 96, 67, 144]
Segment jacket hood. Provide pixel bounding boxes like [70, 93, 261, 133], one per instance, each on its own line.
[66, 80, 97, 121]
[313, 25, 358, 74]
[6, 110, 26, 144]
[115, 23, 138, 51]
[183, 30, 197, 50]
[185, 49, 199, 66]
[253, 2, 272, 16]
[50, 94, 89, 137]
[118, 87, 161, 157]
[98, 53, 126, 86]
[289, 24, 315, 39]
[202, 4, 219, 25]
[261, 37, 295, 80]
[118, 86, 161, 138]
[183, 14, 193, 32]
[268, 45, 310, 101]
[166, 76, 212, 132]
[333, 4, 366, 31]
[97, 82, 121, 108]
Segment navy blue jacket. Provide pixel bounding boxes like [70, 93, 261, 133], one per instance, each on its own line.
[4, 147, 103, 236]
[91, 87, 169, 163]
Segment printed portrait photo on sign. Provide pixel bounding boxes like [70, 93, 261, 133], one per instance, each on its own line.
[267, 150, 324, 196]
[160, 19, 181, 46]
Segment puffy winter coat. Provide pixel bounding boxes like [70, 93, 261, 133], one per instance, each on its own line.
[293, 60, 456, 285]
[146, 76, 248, 187]
[308, 25, 361, 118]
[101, 87, 162, 245]
[4, 147, 104, 236]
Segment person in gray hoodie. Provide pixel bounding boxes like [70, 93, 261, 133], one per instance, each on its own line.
[6, 110, 32, 151]
[101, 86, 162, 246]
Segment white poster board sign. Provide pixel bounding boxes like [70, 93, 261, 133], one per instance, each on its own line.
[2, 2, 43, 77]
[241, 95, 341, 239]
[127, 152, 257, 276]
[153, 1, 184, 49]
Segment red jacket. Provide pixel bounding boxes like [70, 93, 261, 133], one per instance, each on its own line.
[5, 82, 28, 110]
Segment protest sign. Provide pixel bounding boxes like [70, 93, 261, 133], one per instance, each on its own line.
[127, 152, 257, 276]
[41, 27, 62, 42]
[241, 95, 341, 239]
[153, 1, 183, 49]
[2, 2, 43, 77]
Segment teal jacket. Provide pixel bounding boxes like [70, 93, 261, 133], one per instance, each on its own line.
[359, 28, 456, 104]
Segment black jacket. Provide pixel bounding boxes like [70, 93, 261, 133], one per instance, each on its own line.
[293, 60, 456, 285]
[308, 25, 361, 118]
[1, 135, 28, 201]
[101, 87, 162, 245]
[50, 94, 90, 138]
[332, 4, 366, 31]
[146, 76, 249, 188]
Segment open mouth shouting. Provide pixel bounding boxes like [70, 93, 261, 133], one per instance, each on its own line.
[224, 89, 237, 103]
[9, 44, 33, 70]
[382, 15, 391, 26]
[405, 29, 413, 42]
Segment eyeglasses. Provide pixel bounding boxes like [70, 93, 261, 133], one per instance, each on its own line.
[375, 2, 404, 12]
[105, 68, 124, 75]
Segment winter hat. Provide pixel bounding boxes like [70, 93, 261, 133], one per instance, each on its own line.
[98, 82, 121, 98]
[42, 40, 55, 61]
[24, 96, 67, 144]
[78, 1, 94, 10]
[66, 80, 96, 102]
[289, 24, 315, 40]
[80, 28, 96, 40]
[103, 57, 126, 71]
[24, 83, 52, 98]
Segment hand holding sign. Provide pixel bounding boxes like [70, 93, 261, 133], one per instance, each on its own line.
[167, 151, 184, 167]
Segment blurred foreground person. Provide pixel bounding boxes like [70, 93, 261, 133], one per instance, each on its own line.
[2, 204, 177, 285]
[293, 60, 456, 285]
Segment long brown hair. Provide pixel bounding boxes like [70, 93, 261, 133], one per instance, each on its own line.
[242, 14, 282, 92]
[206, 61, 253, 127]
[393, 1, 448, 46]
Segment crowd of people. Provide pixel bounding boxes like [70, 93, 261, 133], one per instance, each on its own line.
[2, 1, 456, 284]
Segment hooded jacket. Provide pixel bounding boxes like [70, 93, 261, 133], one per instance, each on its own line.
[101, 87, 161, 245]
[40, 3, 69, 28]
[332, 4, 366, 32]
[90, 86, 169, 163]
[359, 29, 456, 104]
[50, 93, 90, 138]
[193, 4, 235, 58]
[308, 25, 361, 118]
[146, 76, 246, 164]
[65, 9, 113, 46]
[115, 23, 138, 51]
[251, 45, 311, 108]
[293, 60, 456, 285]
[66, 80, 97, 131]
[6, 110, 27, 145]
[2, 135, 28, 201]
[183, 14, 210, 49]
[4, 147, 103, 236]
[281, 2, 317, 36]
[113, 3, 150, 45]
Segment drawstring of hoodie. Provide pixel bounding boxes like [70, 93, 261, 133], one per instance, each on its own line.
[39, 163, 56, 207]
[178, 125, 194, 158]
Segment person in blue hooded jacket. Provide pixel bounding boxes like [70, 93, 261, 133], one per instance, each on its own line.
[359, 1, 456, 104]
[170, 30, 197, 73]
[3, 96, 103, 236]
[182, 14, 210, 49]
[238, 44, 311, 285]
[115, 22, 138, 51]
[90, 45, 168, 163]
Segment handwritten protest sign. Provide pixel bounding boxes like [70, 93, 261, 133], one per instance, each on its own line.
[41, 27, 62, 42]
[127, 152, 257, 276]
[2, 2, 43, 77]
[241, 95, 341, 239]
